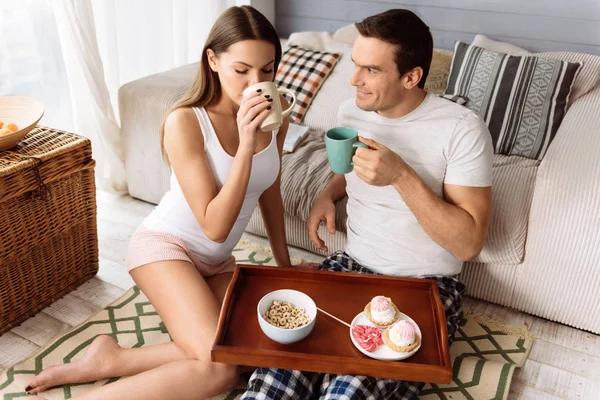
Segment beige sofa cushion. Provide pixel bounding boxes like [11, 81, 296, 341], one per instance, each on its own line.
[425, 51, 453, 95]
[475, 155, 539, 264]
[287, 31, 334, 51]
[332, 24, 359, 45]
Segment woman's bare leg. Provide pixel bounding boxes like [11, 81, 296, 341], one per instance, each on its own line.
[25, 261, 237, 397]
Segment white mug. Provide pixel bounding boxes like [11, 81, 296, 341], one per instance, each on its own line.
[243, 81, 296, 132]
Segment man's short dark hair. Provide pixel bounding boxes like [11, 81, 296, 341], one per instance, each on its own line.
[355, 9, 433, 89]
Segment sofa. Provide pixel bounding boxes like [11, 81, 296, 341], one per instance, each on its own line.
[118, 28, 600, 334]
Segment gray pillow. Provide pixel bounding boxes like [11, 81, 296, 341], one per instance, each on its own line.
[445, 41, 581, 160]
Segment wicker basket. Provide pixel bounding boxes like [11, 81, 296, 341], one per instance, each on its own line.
[0, 126, 98, 335]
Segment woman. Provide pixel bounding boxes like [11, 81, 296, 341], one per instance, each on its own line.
[25, 6, 294, 399]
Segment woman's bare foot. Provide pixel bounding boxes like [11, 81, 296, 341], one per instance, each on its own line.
[24, 335, 120, 394]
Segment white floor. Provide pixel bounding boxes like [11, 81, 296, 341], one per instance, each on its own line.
[1, 189, 599, 399]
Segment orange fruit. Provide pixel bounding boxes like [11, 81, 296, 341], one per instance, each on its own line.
[5, 122, 18, 132]
[0, 128, 13, 136]
[0, 121, 4, 129]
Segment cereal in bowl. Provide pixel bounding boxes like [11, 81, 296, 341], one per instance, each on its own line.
[263, 300, 311, 329]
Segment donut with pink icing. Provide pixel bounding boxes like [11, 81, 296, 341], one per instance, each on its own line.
[364, 295, 399, 327]
[383, 320, 420, 353]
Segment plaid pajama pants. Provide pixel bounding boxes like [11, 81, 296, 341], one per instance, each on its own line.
[240, 251, 466, 400]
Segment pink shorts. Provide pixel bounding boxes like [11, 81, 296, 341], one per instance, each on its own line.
[127, 226, 236, 277]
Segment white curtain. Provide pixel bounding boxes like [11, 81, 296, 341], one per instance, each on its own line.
[52, 0, 127, 191]
[1, 0, 233, 192]
[90, 0, 236, 120]
[0, 0, 75, 132]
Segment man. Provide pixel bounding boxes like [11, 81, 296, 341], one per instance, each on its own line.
[241, 8, 492, 400]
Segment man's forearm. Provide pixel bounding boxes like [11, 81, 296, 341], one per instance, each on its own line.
[392, 169, 484, 261]
[321, 174, 347, 201]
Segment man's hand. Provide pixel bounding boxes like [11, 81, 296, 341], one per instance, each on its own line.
[307, 193, 336, 252]
[352, 137, 412, 186]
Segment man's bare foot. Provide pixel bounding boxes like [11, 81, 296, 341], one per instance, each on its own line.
[24, 335, 120, 394]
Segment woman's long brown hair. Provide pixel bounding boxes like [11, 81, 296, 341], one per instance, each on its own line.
[159, 6, 282, 162]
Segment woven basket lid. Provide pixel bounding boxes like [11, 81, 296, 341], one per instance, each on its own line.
[0, 126, 93, 202]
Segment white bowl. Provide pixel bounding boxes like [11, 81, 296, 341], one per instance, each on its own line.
[257, 289, 317, 344]
[0, 96, 45, 151]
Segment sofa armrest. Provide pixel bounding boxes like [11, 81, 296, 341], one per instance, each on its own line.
[119, 63, 199, 204]
[511, 86, 600, 328]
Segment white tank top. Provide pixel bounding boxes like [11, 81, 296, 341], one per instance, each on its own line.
[143, 107, 280, 265]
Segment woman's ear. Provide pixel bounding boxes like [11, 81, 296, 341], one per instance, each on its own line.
[206, 49, 218, 72]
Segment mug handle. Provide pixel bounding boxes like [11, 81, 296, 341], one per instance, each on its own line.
[277, 88, 297, 118]
[350, 142, 369, 166]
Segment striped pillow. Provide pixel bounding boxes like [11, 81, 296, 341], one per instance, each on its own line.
[275, 45, 341, 124]
[445, 41, 582, 160]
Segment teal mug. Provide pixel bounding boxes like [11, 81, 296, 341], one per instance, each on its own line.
[325, 127, 368, 174]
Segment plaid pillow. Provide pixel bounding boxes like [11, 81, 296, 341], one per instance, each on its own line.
[275, 44, 341, 123]
[445, 41, 581, 160]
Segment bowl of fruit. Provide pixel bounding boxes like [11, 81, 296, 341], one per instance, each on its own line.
[0, 96, 45, 151]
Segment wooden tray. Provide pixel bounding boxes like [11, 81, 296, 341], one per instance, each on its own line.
[211, 265, 452, 383]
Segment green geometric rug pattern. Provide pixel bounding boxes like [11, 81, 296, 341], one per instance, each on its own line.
[420, 316, 532, 400]
[0, 242, 532, 399]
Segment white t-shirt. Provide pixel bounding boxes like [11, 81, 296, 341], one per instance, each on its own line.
[339, 93, 493, 277]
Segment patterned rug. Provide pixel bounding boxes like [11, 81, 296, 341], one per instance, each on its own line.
[0, 242, 532, 400]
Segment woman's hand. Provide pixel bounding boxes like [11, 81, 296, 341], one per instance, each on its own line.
[237, 90, 272, 152]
